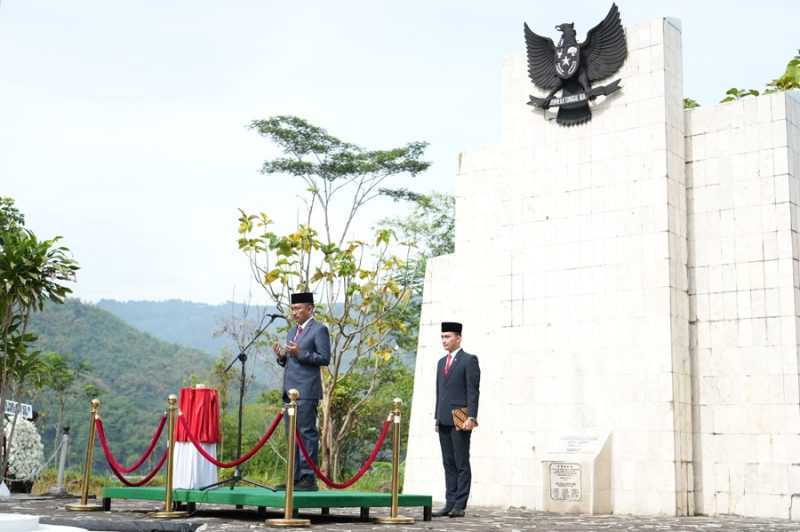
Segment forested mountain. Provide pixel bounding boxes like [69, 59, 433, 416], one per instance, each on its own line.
[26, 299, 219, 473]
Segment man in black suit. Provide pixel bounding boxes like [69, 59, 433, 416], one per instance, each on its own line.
[271, 292, 331, 491]
[432, 321, 480, 518]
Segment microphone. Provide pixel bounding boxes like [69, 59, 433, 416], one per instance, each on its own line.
[267, 313, 288, 320]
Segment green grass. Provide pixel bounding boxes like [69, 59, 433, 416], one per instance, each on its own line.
[32, 468, 165, 498]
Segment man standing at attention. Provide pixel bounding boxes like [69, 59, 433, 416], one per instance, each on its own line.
[271, 292, 331, 491]
[433, 321, 480, 518]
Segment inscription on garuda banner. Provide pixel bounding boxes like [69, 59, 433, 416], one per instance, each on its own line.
[524, 3, 627, 126]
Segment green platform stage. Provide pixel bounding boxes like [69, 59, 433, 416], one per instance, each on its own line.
[102, 486, 433, 522]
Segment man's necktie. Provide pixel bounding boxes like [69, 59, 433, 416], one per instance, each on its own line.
[444, 353, 453, 376]
[294, 326, 303, 343]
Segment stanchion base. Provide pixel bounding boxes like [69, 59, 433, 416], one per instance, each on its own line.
[374, 516, 415, 524]
[64, 504, 102, 512]
[265, 518, 311, 527]
[150, 510, 189, 519]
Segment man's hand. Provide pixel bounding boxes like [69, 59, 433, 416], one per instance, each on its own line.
[462, 419, 476, 431]
[285, 340, 300, 357]
[272, 342, 286, 359]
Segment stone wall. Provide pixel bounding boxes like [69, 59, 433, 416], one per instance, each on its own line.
[404, 13, 800, 519]
[686, 91, 800, 518]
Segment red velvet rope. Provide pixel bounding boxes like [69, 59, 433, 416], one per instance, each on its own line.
[177, 409, 284, 468]
[95, 416, 167, 473]
[107, 448, 168, 487]
[296, 419, 391, 489]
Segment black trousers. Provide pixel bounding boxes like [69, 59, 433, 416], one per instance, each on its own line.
[438, 424, 472, 509]
[284, 399, 319, 480]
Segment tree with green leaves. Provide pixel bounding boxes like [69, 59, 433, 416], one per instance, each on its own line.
[766, 50, 800, 92]
[36, 352, 94, 452]
[329, 355, 413, 478]
[379, 191, 455, 351]
[0, 198, 25, 235]
[684, 50, 800, 107]
[0, 197, 79, 489]
[683, 98, 701, 109]
[239, 116, 430, 477]
[719, 87, 761, 103]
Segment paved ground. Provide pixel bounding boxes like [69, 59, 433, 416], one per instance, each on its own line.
[1, 494, 799, 531]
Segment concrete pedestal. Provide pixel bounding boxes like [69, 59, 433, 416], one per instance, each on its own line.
[542, 432, 612, 514]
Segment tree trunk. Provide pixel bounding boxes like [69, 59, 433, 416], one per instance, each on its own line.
[1, 408, 21, 487]
[320, 391, 332, 476]
[53, 400, 66, 458]
[331, 438, 340, 480]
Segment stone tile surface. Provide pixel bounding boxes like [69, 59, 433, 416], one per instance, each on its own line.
[3, 496, 800, 532]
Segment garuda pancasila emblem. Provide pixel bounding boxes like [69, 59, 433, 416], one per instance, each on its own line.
[524, 3, 627, 126]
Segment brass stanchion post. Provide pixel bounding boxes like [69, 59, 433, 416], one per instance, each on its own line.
[375, 398, 414, 524]
[151, 394, 188, 518]
[266, 389, 310, 527]
[65, 399, 102, 511]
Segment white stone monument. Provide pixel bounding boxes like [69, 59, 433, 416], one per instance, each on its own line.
[404, 12, 800, 520]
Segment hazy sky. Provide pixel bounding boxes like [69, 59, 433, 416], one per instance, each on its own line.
[2, 1, 797, 304]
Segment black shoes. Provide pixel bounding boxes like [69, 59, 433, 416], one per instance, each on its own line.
[448, 508, 466, 518]
[293, 476, 319, 492]
[274, 476, 319, 492]
[432, 506, 454, 517]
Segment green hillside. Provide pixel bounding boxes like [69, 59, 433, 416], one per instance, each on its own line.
[27, 298, 217, 473]
[95, 299, 286, 391]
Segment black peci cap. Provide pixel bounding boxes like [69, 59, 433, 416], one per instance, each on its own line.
[441, 321, 463, 334]
[290, 292, 314, 304]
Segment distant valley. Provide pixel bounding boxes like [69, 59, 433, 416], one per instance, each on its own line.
[96, 298, 278, 356]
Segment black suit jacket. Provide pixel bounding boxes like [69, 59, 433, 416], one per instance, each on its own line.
[435, 349, 480, 426]
[277, 318, 331, 401]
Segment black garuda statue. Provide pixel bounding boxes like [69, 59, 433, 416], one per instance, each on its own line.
[524, 3, 627, 126]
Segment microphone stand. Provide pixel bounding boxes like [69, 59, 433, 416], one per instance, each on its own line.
[201, 314, 280, 491]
